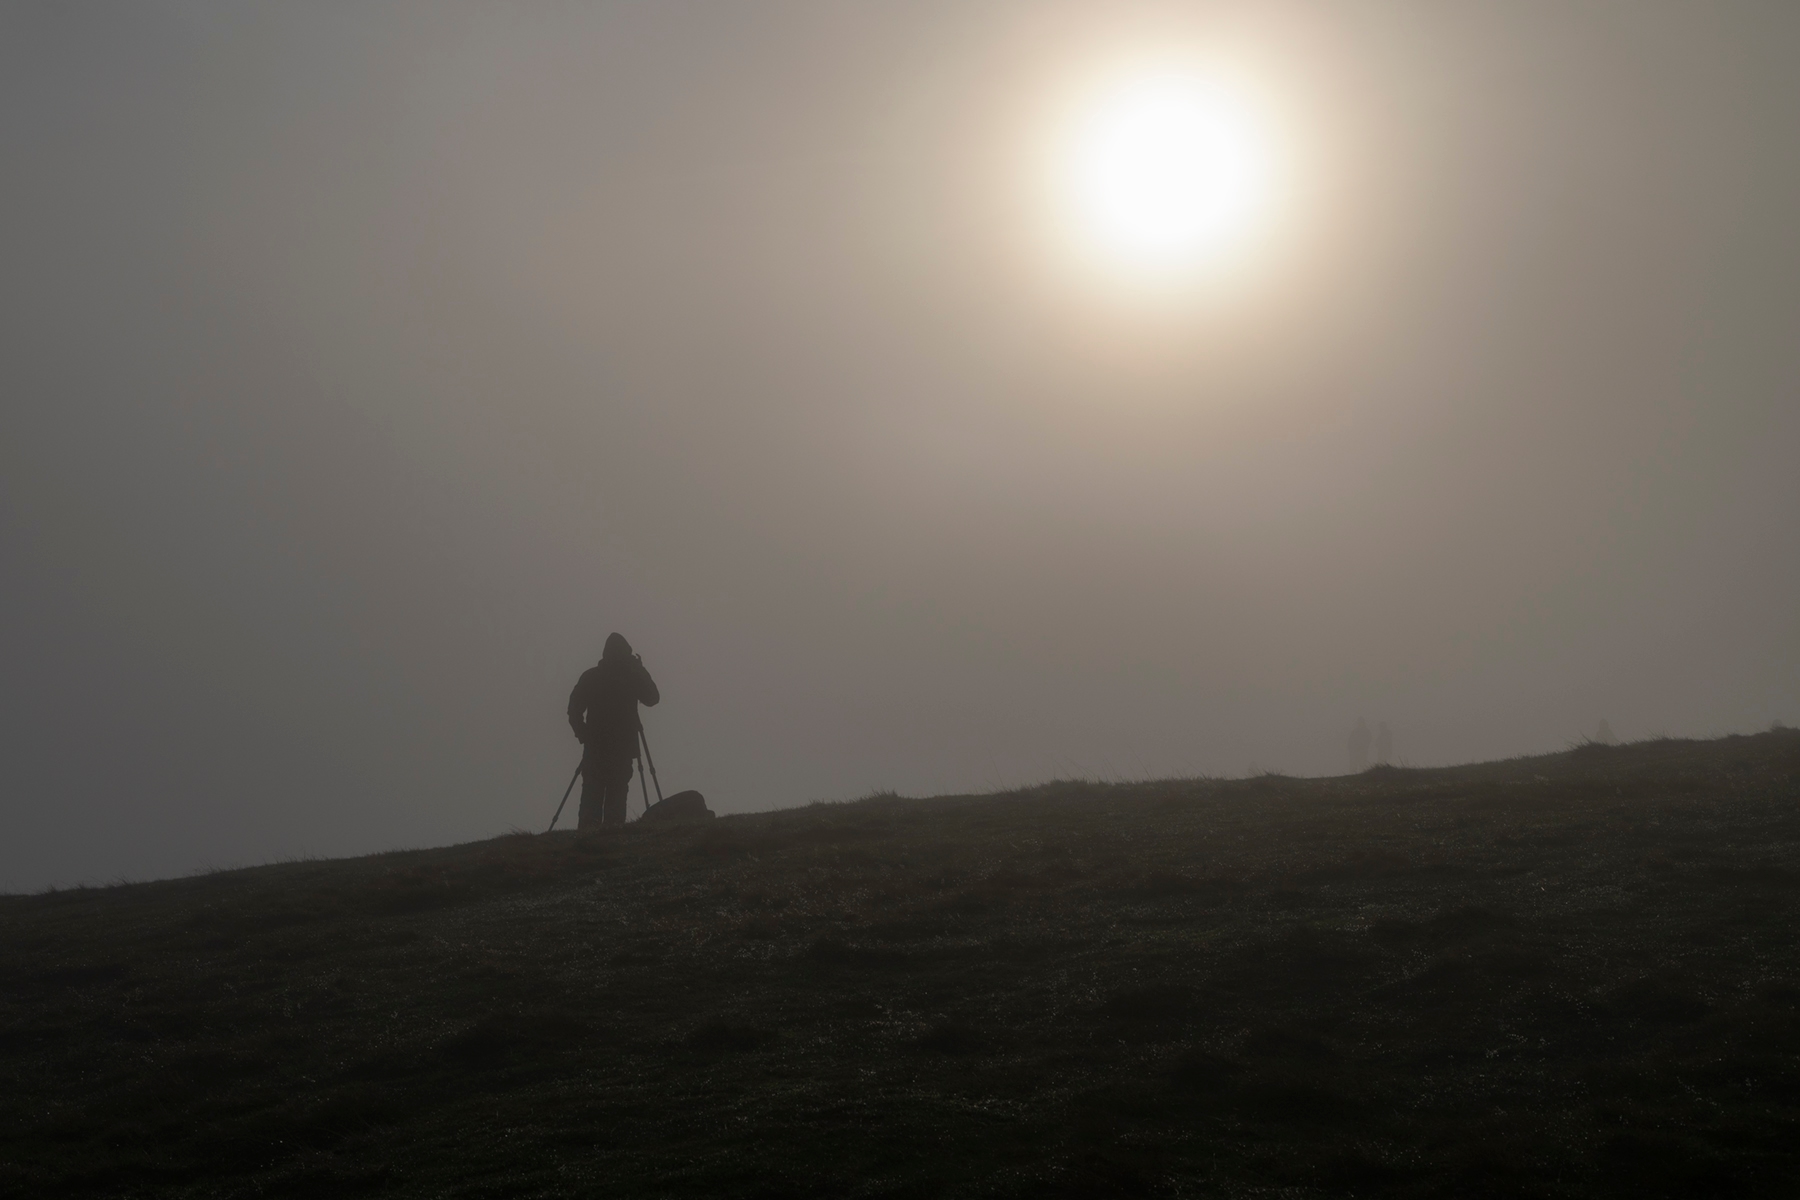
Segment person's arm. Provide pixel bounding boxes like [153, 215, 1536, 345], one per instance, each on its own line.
[567, 677, 588, 741]
[634, 655, 661, 708]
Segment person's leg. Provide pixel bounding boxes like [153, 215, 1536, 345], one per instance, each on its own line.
[601, 760, 634, 825]
[576, 756, 605, 830]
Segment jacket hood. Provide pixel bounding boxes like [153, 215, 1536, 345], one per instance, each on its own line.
[602, 632, 632, 662]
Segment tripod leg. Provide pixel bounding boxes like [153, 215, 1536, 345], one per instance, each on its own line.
[638, 753, 652, 818]
[546, 761, 581, 833]
[638, 727, 665, 805]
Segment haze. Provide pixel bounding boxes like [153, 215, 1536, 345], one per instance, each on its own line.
[4, 1, 1797, 893]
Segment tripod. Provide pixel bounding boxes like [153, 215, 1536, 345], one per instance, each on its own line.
[545, 761, 581, 833]
[638, 726, 665, 816]
[548, 726, 666, 830]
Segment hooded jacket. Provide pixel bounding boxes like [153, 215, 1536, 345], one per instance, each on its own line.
[567, 633, 660, 759]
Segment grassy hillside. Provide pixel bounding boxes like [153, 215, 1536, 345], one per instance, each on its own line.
[5, 733, 1800, 1198]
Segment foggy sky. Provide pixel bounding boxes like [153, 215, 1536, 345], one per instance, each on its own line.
[4, 1, 1797, 892]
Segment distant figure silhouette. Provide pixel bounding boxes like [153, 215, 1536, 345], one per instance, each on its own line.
[567, 633, 660, 828]
[1374, 721, 1393, 766]
[1348, 718, 1371, 772]
[1595, 718, 1618, 746]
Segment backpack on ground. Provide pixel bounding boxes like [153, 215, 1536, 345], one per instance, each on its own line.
[640, 790, 713, 822]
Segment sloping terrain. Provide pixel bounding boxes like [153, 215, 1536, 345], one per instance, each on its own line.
[4, 733, 1800, 1198]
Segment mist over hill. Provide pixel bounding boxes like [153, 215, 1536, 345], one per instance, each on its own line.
[5, 732, 1798, 1197]
[7, 1, 1800, 895]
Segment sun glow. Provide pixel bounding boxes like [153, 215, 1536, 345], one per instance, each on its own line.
[1053, 64, 1277, 283]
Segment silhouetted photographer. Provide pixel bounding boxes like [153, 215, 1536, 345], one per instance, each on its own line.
[566, 633, 660, 828]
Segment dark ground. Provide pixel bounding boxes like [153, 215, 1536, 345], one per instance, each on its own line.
[4, 732, 1800, 1198]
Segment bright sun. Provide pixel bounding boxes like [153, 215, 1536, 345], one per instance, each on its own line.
[1055, 65, 1275, 281]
